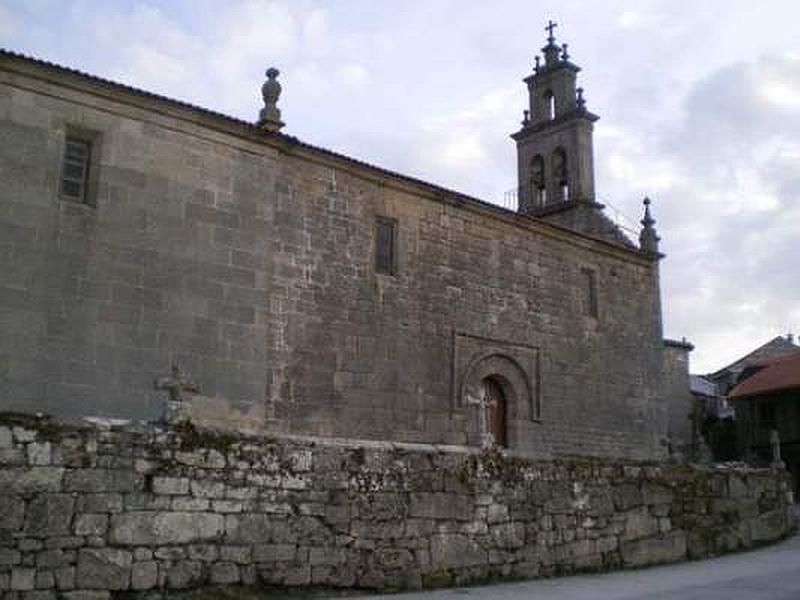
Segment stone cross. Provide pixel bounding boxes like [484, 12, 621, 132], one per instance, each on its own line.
[545, 20, 558, 43]
[769, 429, 784, 468]
[465, 386, 496, 448]
[154, 364, 199, 403]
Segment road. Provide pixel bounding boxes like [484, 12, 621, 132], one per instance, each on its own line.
[351, 532, 800, 600]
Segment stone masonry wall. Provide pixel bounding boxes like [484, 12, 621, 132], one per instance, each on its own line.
[0, 414, 795, 598]
[1, 54, 666, 459]
[663, 341, 694, 456]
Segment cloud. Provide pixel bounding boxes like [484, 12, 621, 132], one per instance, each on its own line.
[439, 134, 485, 168]
[302, 7, 329, 52]
[0, 3, 17, 39]
[208, 1, 297, 78]
[339, 63, 368, 88]
[651, 56, 800, 371]
[61, 4, 205, 102]
[589, 51, 800, 372]
[618, 11, 643, 29]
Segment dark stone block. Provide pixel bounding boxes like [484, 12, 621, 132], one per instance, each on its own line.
[201, 263, 255, 288]
[64, 469, 139, 493]
[24, 495, 75, 537]
[186, 202, 240, 230]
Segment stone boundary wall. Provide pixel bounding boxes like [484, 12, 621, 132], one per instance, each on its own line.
[0, 414, 795, 598]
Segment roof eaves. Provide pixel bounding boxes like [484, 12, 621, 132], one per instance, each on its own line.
[730, 383, 800, 401]
[665, 338, 694, 351]
[706, 336, 796, 379]
[1, 47, 652, 262]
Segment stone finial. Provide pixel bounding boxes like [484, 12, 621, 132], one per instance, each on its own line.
[522, 109, 530, 126]
[576, 87, 586, 109]
[258, 67, 285, 132]
[639, 197, 660, 255]
[534, 56, 540, 73]
[561, 43, 570, 61]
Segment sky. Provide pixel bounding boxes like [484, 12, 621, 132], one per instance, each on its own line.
[2, 0, 799, 373]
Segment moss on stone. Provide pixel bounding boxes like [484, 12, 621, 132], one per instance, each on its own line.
[422, 570, 453, 589]
[0, 411, 65, 442]
[477, 445, 507, 479]
[455, 464, 472, 487]
[139, 584, 362, 599]
[172, 420, 236, 454]
[350, 446, 366, 467]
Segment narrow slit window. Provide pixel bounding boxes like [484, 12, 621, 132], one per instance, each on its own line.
[375, 217, 397, 275]
[544, 91, 555, 120]
[60, 138, 91, 203]
[581, 268, 598, 317]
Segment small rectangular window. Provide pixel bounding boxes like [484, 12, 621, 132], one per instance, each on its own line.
[581, 268, 598, 317]
[60, 137, 92, 203]
[375, 217, 397, 275]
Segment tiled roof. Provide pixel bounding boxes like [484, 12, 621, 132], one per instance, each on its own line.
[707, 335, 798, 380]
[690, 374, 716, 397]
[729, 351, 800, 400]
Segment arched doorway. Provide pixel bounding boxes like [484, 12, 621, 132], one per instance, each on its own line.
[482, 377, 507, 447]
[459, 349, 539, 449]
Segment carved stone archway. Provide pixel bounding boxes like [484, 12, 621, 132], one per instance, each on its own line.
[460, 352, 535, 448]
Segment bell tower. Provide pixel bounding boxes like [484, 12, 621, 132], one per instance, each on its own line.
[512, 22, 598, 215]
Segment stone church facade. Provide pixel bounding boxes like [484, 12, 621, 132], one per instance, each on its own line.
[0, 30, 667, 460]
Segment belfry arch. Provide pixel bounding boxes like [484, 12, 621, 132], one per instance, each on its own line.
[530, 154, 546, 207]
[552, 147, 569, 201]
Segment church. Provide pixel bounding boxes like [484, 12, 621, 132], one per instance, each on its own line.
[0, 25, 670, 460]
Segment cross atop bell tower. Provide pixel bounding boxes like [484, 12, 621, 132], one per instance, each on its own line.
[545, 20, 557, 42]
[511, 23, 599, 215]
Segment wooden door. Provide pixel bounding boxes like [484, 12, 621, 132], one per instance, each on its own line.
[484, 378, 507, 447]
